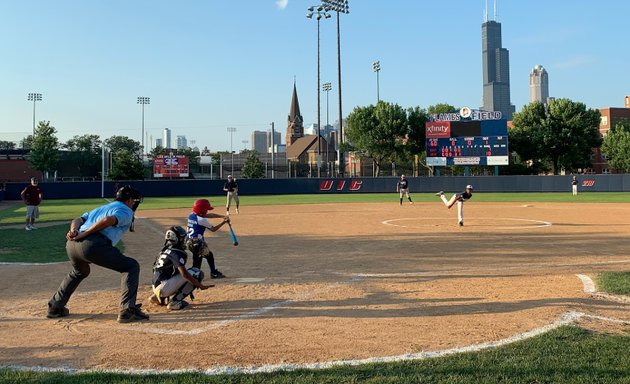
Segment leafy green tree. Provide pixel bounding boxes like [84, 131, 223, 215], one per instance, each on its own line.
[602, 119, 630, 172]
[104, 136, 144, 180]
[0, 140, 16, 150]
[242, 151, 265, 178]
[427, 103, 457, 116]
[511, 99, 601, 174]
[345, 101, 409, 176]
[29, 121, 59, 175]
[63, 134, 102, 177]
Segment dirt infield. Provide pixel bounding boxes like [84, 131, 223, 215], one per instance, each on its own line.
[0, 201, 628, 371]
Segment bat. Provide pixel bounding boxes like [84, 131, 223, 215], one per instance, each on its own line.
[227, 222, 239, 246]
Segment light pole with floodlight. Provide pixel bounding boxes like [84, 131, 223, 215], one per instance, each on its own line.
[372, 61, 381, 103]
[321, 0, 349, 177]
[27, 93, 42, 134]
[307, 5, 331, 178]
[227, 127, 237, 174]
[137, 97, 150, 155]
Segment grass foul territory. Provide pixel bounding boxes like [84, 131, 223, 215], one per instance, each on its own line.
[598, 272, 630, 296]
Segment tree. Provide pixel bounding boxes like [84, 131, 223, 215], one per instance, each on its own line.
[63, 134, 102, 177]
[0, 140, 16, 150]
[511, 99, 602, 174]
[104, 136, 144, 180]
[427, 103, 457, 116]
[345, 101, 409, 176]
[242, 151, 265, 178]
[602, 118, 630, 172]
[29, 121, 59, 175]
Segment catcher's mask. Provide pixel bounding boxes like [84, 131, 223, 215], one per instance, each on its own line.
[164, 225, 187, 250]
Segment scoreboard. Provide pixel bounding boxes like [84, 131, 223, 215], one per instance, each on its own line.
[425, 116, 509, 167]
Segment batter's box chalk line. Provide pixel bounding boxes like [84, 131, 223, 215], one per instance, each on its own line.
[382, 217, 552, 230]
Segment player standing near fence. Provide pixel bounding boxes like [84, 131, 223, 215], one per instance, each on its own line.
[435, 185, 473, 226]
[571, 176, 578, 196]
[21, 177, 42, 230]
[396, 175, 413, 205]
[224, 175, 239, 214]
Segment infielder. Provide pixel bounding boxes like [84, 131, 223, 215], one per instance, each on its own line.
[186, 199, 230, 279]
[150, 226, 213, 310]
[571, 176, 578, 196]
[435, 185, 473, 226]
[396, 174, 413, 205]
[20, 177, 42, 230]
[224, 175, 239, 214]
[47, 185, 149, 323]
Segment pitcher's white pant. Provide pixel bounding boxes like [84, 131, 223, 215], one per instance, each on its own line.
[572, 185, 578, 195]
[440, 194, 464, 223]
[399, 188, 411, 199]
[226, 191, 239, 210]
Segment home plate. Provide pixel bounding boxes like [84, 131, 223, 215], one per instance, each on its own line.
[234, 278, 265, 283]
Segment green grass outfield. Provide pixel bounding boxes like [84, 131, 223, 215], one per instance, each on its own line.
[1, 326, 629, 384]
[2, 192, 630, 226]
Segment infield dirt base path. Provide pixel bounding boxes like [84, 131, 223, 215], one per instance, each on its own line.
[0, 202, 628, 371]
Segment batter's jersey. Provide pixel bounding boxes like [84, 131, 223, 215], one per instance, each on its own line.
[187, 213, 214, 240]
[152, 247, 187, 286]
[397, 179, 409, 190]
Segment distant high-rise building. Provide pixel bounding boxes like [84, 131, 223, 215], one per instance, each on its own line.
[155, 138, 163, 148]
[251, 131, 267, 153]
[481, 2, 515, 120]
[176, 135, 187, 149]
[530, 65, 549, 104]
[286, 81, 304, 146]
[163, 128, 172, 149]
[267, 130, 281, 153]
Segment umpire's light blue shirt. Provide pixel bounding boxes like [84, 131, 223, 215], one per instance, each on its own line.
[79, 201, 134, 246]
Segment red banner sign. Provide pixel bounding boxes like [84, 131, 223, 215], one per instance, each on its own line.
[425, 121, 451, 138]
[153, 155, 189, 178]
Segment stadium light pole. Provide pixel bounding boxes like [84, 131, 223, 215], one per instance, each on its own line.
[227, 127, 237, 174]
[307, 5, 331, 178]
[270, 122, 275, 179]
[137, 97, 150, 155]
[372, 61, 381, 103]
[323, 82, 332, 175]
[322, 0, 349, 178]
[27, 93, 42, 135]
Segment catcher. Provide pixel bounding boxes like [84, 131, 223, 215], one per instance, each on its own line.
[150, 226, 213, 310]
[186, 199, 230, 279]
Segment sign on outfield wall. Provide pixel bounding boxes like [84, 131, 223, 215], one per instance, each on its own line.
[153, 155, 189, 178]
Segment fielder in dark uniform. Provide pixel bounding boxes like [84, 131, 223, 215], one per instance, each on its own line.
[186, 199, 230, 279]
[47, 185, 149, 323]
[396, 174, 413, 205]
[224, 175, 239, 214]
[150, 226, 213, 310]
[436, 185, 473, 226]
[571, 176, 578, 196]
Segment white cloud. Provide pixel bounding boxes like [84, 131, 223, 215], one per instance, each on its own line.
[276, 0, 288, 10]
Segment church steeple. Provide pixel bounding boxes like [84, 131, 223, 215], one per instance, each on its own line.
[286, 80, 304, 146]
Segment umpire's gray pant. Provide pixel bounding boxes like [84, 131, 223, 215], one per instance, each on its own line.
[49, 232, 140, 310]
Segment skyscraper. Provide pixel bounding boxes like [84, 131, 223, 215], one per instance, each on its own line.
[481, 1, 515, 120]
[529, 65, 549, 104]
[176, 135, 187, 149]
[163, 128, 172, 149]
[251, 130, 268, 153]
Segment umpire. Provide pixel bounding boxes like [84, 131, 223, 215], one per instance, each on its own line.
[47, 185, 149, 323]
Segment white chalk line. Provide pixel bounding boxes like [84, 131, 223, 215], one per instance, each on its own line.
[4, 309, 627, 377]
[382, 217, 552, 230]
[577, 274, 630, 304]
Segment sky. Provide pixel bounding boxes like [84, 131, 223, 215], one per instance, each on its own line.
[1, 0, 629, 152]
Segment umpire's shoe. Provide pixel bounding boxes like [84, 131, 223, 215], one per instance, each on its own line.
[211, 270, 226, 279]
[47, 303, 69, 319]
[117, 306, 150, 323]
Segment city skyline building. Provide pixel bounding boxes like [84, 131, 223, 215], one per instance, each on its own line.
[481, 1, 515, 120]
[251, 130, 268, 153]
[530, 64, 549, 104]
[176, 135, 187, 149]
[163, 128, 171, 149]
[155, 138, 162, 148]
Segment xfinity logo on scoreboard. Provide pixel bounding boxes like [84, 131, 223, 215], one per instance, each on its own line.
[426, 121, 451, 138]
[429, 107, 503, 122]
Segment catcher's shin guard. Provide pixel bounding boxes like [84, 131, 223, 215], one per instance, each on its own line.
[173, 268, 204, 302]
